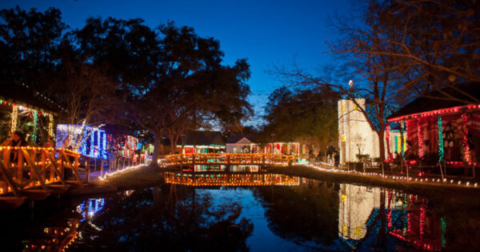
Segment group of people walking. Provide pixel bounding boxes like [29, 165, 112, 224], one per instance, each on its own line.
[309, 145, 340, 167]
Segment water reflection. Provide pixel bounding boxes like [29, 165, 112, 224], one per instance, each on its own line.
[23, 219, 80, 252]
[339, 184, 447, 251]
[165, 172, 300, 187]
[7, 170, 480, 251]
[191, 165, 261, 173]
[72, 185, 253, 251]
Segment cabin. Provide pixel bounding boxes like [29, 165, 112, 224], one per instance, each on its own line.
[0, 83, 60, 145]
[104, 124, 139, 159]
[264, 142, 300, 156]
[387, 82, 480, 174]
[226, 134, 259, 153]
[176, 131, 226, 154]
[56, 124, 107, 159]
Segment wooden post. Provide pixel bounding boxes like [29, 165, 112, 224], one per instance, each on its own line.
[0, 161, 21, 196]
[438, 162, 444, 182]
[100, 160, 104, 177]
[17, 150, 23, 185]
[86, 159, 90, 183]
[45, 150, 53, 182]
[21, 149, 48, 190]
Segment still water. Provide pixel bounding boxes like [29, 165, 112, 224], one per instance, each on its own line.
[3, 165, 480, 251]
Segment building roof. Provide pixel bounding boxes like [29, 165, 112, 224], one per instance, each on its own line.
[388, 82, 480, 121]
[226, 134, 256, 144]
[177, 131, 225, 146]
[103, 124, 137, 136]
[0, 83, 61, 115]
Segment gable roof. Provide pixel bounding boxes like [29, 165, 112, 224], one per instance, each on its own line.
[177, 131, 225, 146]
[388, 82, 480, 121]
[0, 83, 61, 115]
[226, 134, 256, 144]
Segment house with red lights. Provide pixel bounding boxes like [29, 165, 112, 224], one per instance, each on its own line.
[387, 82, 480, 174]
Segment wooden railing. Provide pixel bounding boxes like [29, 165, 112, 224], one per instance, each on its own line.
[0, 146, 83, 196]
[164, 153, 297, 166]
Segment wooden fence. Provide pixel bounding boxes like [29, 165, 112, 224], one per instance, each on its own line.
[164, 153, 297, 166]
[0, 146, 84, 197]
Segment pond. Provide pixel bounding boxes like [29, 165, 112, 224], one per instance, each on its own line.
[2, 166, 480, 251]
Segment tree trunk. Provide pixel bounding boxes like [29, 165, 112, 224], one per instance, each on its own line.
[169, 132, 178, 154]
[377, 128, 386, 162]
[151, 132, 161, 167]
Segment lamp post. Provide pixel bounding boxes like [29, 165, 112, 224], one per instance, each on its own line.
[271, 133, 275, 155]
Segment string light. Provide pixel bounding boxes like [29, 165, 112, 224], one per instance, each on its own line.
[48, 114, 54, 137]
[11, 104, 18, 132]
[438, 117, 444, 162]
[32, 109, 38, 143]
[461, 113, 470, 162]
[417, 119, 423, 158]
[388, 104, 479, 122]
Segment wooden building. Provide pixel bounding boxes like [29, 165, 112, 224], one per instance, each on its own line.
[176, 131, 226, 154]
[387, 82, 480, 171]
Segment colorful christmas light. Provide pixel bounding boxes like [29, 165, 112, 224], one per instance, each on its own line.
[32, 109, 38, 143]
[461, 113, 470, 162]
[417, 119, 423, 158]
[11, 104, 18, 132]
[438, 117, 444, 162]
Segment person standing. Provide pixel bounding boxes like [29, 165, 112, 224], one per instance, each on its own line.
[3, 131, 28, 162]
[44, 135, 56, 148]
[334, 152, 340, 168]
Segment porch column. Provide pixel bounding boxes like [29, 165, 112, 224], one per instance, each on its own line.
[417, 119, 423, 158]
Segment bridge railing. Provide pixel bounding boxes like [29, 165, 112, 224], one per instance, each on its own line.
[164, 153, 297, 166]
[0, 146, 83, 196]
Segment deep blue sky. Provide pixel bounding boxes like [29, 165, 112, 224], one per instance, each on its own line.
[1, 0, 353, 125]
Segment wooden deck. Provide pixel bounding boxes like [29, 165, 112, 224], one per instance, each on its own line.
[0, 147, 89, 207]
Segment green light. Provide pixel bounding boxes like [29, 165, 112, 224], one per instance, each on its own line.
[438, 117, 444, 162]
[441, 217, 446, 247]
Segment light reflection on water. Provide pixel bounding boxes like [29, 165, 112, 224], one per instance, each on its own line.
[5, 168, 480, 251]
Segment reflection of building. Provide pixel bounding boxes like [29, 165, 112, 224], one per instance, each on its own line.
[339, 184, 381, 241]
[192, 165, 259, 173]
[388, 194, 445, 251]
[164, 172, 300, 187]
[177, 131, 226, 154]
[76, 198, 105, 219]
[23, 218, 80, 252]
[56, 124, 107, 159]
[338, 184, 445, 251]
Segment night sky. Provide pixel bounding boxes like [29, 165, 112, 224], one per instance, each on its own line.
[1, 0, 353, 124]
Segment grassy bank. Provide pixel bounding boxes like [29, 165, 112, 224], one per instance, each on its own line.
[105, 165, 181, 189]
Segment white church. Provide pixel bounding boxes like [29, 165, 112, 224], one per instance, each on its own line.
[338, 82, 400, 165]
